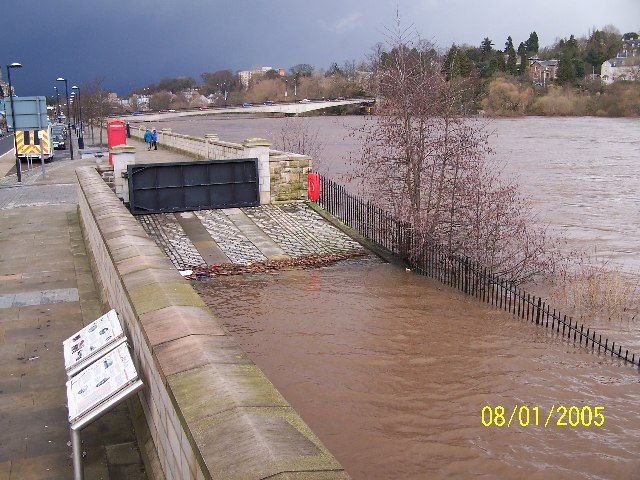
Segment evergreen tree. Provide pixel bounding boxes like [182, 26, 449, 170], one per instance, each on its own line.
[326, 62, 343, 77]
[442, 44, 475, 80]
[526, 32, 539, 53]
[505, 36, 518, 75]
[490, 50, 506, 74]
[481, 37, 494, 59]
[557, 55, 576, 83]
[584, 29, 621, 73]
[518, 42, 529, 76]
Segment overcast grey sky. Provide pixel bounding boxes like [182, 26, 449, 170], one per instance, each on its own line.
[2, 0, 638, 96]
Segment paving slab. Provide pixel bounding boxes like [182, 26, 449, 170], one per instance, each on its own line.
[0, 145, 146, 479]
[223, 208, 290, 260]
[174, 211, 230, 265]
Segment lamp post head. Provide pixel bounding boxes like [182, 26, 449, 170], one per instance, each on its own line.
[72, 85, 79, 90]
[56, 77, 65, 81]
[9, 62, 22, 69]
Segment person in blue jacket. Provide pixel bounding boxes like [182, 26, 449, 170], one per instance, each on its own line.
[143, 128, 153, 150]
[151, 128, 158, 150]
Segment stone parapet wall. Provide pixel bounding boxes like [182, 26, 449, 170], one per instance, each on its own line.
[269, 150, 312, 202]
[76, 166, 348, 480]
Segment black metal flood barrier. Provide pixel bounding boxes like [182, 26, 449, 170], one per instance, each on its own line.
[317, 175, 640, 369]
[127, 159, 259, 215]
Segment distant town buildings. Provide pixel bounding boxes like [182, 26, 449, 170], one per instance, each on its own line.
[601, 36, 640, 84]
[237, 66, 284, 89]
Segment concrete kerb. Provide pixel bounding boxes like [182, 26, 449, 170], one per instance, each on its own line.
[75, 165, 350, 479]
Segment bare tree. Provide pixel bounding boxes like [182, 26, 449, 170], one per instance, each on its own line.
[149, 91, 172, 110]
[351, 20, 560, 282]
[271, 117, 324, 162]
[82, 77, 113, 146]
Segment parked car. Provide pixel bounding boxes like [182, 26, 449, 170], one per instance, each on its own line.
[263, 100, 275, 105]
[158, 109, 169, 113]
[299, 98, 311, 103]
[51, 124, 67, 150]
[52, 133, 66, 150]
[199, 106, 209, 110]
[242, 102, 253, 107]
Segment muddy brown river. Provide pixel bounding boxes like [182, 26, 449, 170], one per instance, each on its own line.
[150, 114, 640, 478]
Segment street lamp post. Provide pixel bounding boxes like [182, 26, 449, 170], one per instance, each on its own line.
[54, 86, 60, 119]
[70, 93, 75, 127]
[223, 82, 228, 102]
[72, 86, 83, 148]
[6, 62, 23, 182]
[284, 79, 288, 100]
[56, 77, 73, 159]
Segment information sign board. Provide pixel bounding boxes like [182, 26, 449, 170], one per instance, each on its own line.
[66, 342, 139, 424]
[63, 309, 125, 377]
[4, 96, 49, 131]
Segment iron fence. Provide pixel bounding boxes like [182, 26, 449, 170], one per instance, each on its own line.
[317, 175, 639, 368]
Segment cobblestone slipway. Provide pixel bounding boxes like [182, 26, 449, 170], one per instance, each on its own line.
[138, 203, 362, 270]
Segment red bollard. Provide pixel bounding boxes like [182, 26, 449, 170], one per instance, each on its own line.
[307, 172, 320, 201]
[107, 119, 127, 165]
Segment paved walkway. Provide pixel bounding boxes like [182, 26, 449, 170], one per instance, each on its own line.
[0, 142, 146, 479]
[0, 133, 365, 478]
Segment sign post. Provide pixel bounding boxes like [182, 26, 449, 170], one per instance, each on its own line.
[62, 310, 143, 480]
[35, 96, 46, 179]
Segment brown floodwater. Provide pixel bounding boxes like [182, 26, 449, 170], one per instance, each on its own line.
[194, 259, 640, 479]
[147, 114, 640, 478]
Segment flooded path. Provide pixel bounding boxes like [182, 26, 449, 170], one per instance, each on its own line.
[194, 259, 640, 478]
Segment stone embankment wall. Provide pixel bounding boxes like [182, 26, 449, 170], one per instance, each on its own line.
[76, 166, 349, 479]
[128, 126, 310, 202]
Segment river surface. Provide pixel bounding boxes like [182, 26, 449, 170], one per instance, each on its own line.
[149, 115, 640, 272]
[151, 114, 640, 478]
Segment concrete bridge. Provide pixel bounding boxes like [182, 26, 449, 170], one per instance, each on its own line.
[119, 98, 374, 122]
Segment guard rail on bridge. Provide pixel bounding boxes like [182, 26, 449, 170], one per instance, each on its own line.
[119, 98, 374, 122]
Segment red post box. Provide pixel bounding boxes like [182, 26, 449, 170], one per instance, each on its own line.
[107, 119, 127, 164]
[307, 172, 320, 201]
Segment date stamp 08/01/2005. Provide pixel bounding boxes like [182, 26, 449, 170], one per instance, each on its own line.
[481, 405, 605, 428]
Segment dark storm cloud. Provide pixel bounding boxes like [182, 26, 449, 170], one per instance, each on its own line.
[2, 0, 638, 97]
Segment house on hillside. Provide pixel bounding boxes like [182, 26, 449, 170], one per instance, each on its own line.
[601, 35, 640, 84]
[601, 56, 640, 84]
[528, 58, 559, 86]
[622, 38, 639, 57]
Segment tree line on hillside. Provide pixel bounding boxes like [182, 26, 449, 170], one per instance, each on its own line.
[436, 27, 639, 116]
[45, 25, 638, 128]
[124, 60, 368, 112]
[123, 25, 637, 116]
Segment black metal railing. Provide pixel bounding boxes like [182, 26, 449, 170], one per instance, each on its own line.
[317, 176, 640, 368]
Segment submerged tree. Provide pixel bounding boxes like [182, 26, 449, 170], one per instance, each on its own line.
[351, 21, 560, 283]
[271, 117, 324, 162]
